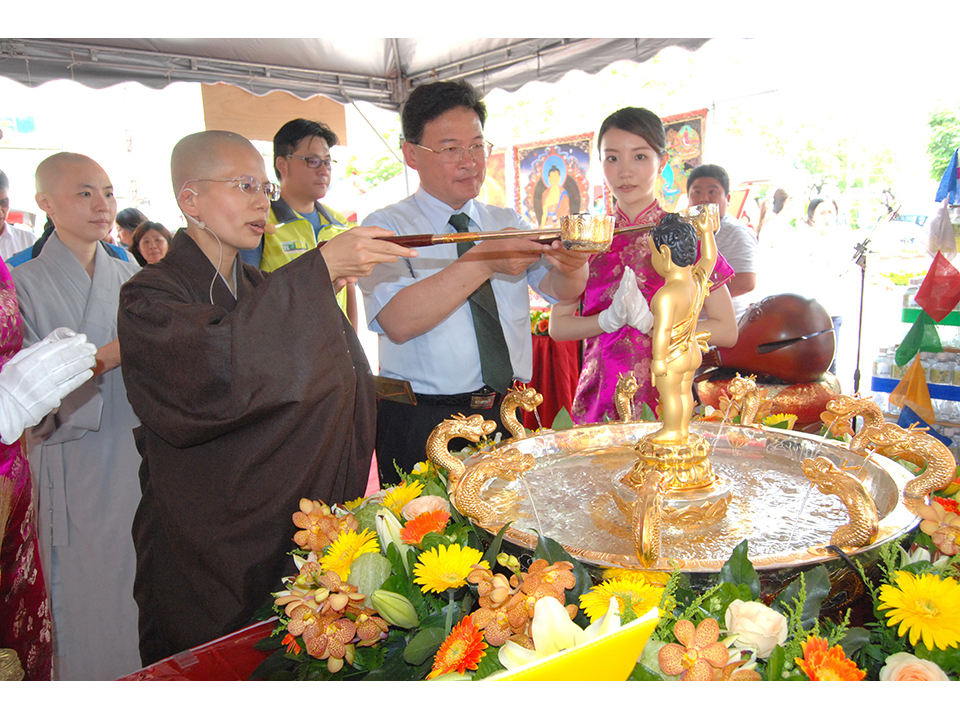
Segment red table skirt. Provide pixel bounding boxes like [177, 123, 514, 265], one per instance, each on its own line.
[521, 334, 581, 429]
[118, 620, 277, 681]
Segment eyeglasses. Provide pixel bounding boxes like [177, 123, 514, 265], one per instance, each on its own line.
[188, 176, 281, 202]
[413, 141, 493, 164]
[286, 155, 337, 170]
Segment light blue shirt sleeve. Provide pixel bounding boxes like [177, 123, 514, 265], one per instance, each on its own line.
[357, 188, 552, 395]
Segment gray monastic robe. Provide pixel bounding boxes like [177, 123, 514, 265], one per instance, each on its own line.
[12, 234, 143, 680]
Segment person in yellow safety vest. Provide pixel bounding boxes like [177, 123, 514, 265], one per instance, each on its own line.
[239, 118, 358, 326]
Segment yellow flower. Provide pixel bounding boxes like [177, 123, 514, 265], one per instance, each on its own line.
[879, 571, 960, 651]
[414, 544, 488, 594]
[579, 578, 664, 622]
[320, 528, 380, 580]
[761, 413, 797, 430]
[382, 480, 424, 515]
[343, 496, 365, 511]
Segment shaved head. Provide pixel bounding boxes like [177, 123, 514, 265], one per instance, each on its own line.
[36, 152, 105, 194]
[171, 131, 260, 201]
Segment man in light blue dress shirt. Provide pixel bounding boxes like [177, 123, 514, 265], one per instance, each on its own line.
[359, 80, 588, 484]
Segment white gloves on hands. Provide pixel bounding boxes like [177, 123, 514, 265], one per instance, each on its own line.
[0, 328, 98, 445]
[597, 268, 655, 335]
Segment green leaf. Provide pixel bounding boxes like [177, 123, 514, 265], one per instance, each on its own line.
[718, 540, 760, 599]
[773, 565, 831, 631]
[420, 475, 449, 499]
[481, 522, 513, 569]
[419, 532, 451, 553]
[915, 643, 960, 676]
[402, 626, 446, 666]
[837, 627, 872, 657]
[551, 407, 574, 430]
[628, 663, 663, 681]
[472, 648, 506, 680]
[639, 402, 657, 422]
[765, 644, 785, 681]
[249, 648, 297, 680]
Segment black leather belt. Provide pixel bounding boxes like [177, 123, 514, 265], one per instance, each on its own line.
[415, 386, 502, 410]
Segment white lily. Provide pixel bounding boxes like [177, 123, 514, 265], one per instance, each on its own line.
[898, 545, 951, 570]
[375, 508, 412, 574]
[499, 596, 621, 670]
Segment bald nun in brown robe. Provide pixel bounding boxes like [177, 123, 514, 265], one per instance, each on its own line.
[118, 130, 412, 665]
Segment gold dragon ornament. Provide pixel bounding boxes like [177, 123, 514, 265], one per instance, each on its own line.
[725, 373, 761, 426]
[614, 372, 639, 423]
[453, 448, 536, 525]
[801, 457, 880, 548]
[848, 421, 957, 512]
[426, 414, 497, 504]
[500, 384, 543, 439]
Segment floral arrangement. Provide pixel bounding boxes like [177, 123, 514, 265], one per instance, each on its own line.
[254, 459, 960, 681]
[530, 308, 550, 336]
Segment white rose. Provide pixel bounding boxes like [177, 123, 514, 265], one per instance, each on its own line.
[880, 652, 949, 681]
[724, 599, 788, 659]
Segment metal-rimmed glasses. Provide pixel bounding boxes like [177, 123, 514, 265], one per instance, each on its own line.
[286, 155, 337, 170]
[185, 176, 280, 201]
[413, 140, 493, 164]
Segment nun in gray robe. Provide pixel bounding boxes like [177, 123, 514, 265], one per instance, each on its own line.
[12, 233, 143, 681]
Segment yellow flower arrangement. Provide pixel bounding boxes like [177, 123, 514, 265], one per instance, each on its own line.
[580, 578, 665, 623]
[414, 544, 488, 594]
[382, 480, 424, 516]
[320, 528, 380, 580]
[878, 571, 960, 651]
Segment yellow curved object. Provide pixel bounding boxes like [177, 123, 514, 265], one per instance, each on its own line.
[491, 607, 659, 681]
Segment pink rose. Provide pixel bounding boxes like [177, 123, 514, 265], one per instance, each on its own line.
[879, 653, 949, 681]
[401, 495, 450, 521]
[724, 600, 788, 659]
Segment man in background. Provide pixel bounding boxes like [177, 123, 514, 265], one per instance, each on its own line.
[687, 164, 758, 318]
[240, 118, 358, 324]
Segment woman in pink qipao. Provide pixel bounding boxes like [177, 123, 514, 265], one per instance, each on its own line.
[550, 107, 739, 424]
[0, 260, 52, 680]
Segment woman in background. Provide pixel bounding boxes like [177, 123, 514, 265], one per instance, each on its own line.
[130, 221, 171, 266]
[115, 208, 148, 250]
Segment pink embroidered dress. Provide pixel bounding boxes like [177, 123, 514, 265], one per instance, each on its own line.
[571, 202, 734, 424]
[0, 260, 53, 680]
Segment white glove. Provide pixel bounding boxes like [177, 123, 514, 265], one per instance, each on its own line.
[0, 328, 98, 445]
[624, 271, 655, 335]
[599, 267, 650, 334]
[598, 269, 634, 333]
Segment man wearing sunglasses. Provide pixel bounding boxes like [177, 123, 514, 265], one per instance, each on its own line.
[359, 80, 589, 485]
[240, 119, 359, 325]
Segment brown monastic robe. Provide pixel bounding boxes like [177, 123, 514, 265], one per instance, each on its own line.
[118, 229, 375, 665]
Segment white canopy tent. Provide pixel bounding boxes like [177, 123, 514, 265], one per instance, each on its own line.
[0, 38, 710, 109]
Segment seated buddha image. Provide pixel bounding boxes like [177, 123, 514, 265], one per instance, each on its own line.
[539, 158, 572, 228]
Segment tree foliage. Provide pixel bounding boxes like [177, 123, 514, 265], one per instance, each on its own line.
[927, 108, 960, 181]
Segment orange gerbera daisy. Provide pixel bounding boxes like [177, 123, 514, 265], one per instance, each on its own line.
[427, 615, 487, 679]
[795, 636, 865, 681]
[399, 509, 451, 546]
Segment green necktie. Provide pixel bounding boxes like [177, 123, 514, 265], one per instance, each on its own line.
[450, 212, 513, 394]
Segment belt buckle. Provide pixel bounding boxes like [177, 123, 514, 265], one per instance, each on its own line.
[470, 391, 497, 410]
